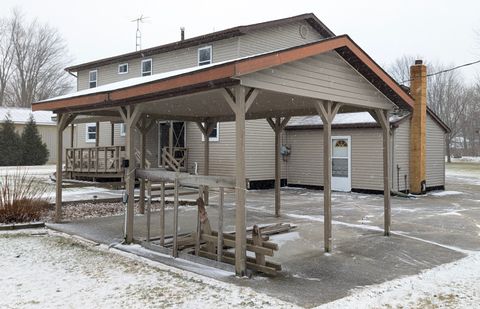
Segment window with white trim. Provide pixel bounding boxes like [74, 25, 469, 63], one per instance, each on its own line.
[85, 123, 97, 143]
[120, 123, 126, 136]
[198, 46, 212, 66]
[201, 122, 219, 142]
[89, 70, 97, 88]
[118, 63, 128, 74]
[141, 59, 152, 76]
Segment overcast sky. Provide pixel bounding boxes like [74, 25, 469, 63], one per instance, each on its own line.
[2, 0, 480, 84]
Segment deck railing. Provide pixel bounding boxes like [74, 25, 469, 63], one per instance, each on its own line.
[65, 146, 125, 174]
[161, 147, 188, 172]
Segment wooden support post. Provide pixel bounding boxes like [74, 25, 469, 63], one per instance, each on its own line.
[159, 181, 165, 246]
[169, 120, 174, 158]
[122, 105, 142, 244]
[196, 121, 216, 205]
[234, 86, 247, 276]
[375, 109, 392, 236]
[95, 122, 100, 147]
[267, 116, 290, 217]
[217, 187, 224, 262]
[70, 123, 74, 148]
[146, 179, 152, 242]
[195, 186, 203, 256]
[111, 122, 115, 146]
[173, 177, 179, 257]
[223, 86, 257, 276]
[55, 113, 76, 223]
[316, 101, 342, 253]
[139, 119, 147, 214]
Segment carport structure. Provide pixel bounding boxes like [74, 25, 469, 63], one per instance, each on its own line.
[33, 35, 414, 276]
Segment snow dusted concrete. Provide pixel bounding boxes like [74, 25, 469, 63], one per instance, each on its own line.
[46, 163, 480, 307]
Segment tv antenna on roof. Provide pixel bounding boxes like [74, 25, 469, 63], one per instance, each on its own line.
[131, 14, 149, 51]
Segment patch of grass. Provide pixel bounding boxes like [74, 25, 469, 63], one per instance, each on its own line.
[0, 168, 51, 224]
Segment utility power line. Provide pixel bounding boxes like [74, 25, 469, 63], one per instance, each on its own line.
[401, 59, 480, 84]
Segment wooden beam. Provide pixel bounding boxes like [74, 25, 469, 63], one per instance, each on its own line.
[139, 119, 147, 214]
[110, 122, 115, 146]
[245, 88, 259, 112]
[95, 122, 100, 147]
[55, 113, 77, 222]
[125, 105, 141, 243]
[70, 123, 74, 148]
[315, 101, 341, 253]
[217, 187, 224, 262]
[266, 116, 290, 217]
[375, 109, 391, 236]
[222, 88, 237, 113]
[160, 181, 165, 246]
[274, 117, 281, 217]
[173, 177, 179, 257]
[234, 85, 247, 276]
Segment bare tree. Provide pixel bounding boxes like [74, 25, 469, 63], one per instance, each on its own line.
[387, 56, 470, 162]
[427, 67, 470, 162]
[387, 55, 429, 87]
[0, 17, 14, 106]
[3, 9, 72, 107]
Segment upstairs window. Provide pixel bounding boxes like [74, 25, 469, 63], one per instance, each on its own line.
[198, 46, 212, 66]
[118, 63, 128, 74]
[89, 70, 97, 88]
[141, 59, 152, 76]
[85, 123, 97, 143]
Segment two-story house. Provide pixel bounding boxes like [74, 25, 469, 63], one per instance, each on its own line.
[59, 13, 447, 194]
[34, 13, 450, 276]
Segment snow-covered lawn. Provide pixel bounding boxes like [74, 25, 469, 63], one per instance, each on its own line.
[317, 251, 480, 309]
[0, 230, 296, 309]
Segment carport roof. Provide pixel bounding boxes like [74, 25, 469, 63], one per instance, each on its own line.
[32, 35, 415, 113]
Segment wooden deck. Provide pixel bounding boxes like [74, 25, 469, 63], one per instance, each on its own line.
[65, 146, 125, 180]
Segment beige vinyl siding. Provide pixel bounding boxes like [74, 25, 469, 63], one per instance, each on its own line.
[426, 114, 446, 188]
[285, 127, 385, 191]
[76, 20, 324, 91]
[240, 51, 393, 111]
[239, 20, 323, 56]
[77, 37, 239, 90]
[392, 119, 410, 191]
[187, 121, 236, 177]
[74, 122, 114, 148]
[186, 120, 286, 181]
[284, 129, 323, 185]
[13, 124, 71, 164]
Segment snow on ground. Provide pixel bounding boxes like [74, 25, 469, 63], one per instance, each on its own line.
[0, 229, 297, 309]
[430, 190, 464, 196]
[450, 156, 480, 163]
[315, 251, 480, 309]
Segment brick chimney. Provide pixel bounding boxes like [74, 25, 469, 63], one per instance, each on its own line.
[409, 60, 427, 194]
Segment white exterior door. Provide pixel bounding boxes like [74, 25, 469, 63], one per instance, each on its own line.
[331, 136, 351, 192]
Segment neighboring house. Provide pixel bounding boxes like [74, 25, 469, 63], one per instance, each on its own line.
[0, 107, 71, 164]
[54, 13, 447, 193]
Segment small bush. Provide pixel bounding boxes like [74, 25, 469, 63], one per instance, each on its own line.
[0, 169, 51, 224]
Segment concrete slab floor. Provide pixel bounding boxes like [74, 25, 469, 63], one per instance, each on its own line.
[48, 171, 480, 307]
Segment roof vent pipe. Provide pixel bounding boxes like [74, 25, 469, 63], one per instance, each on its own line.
[180, 27, 185, 41]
